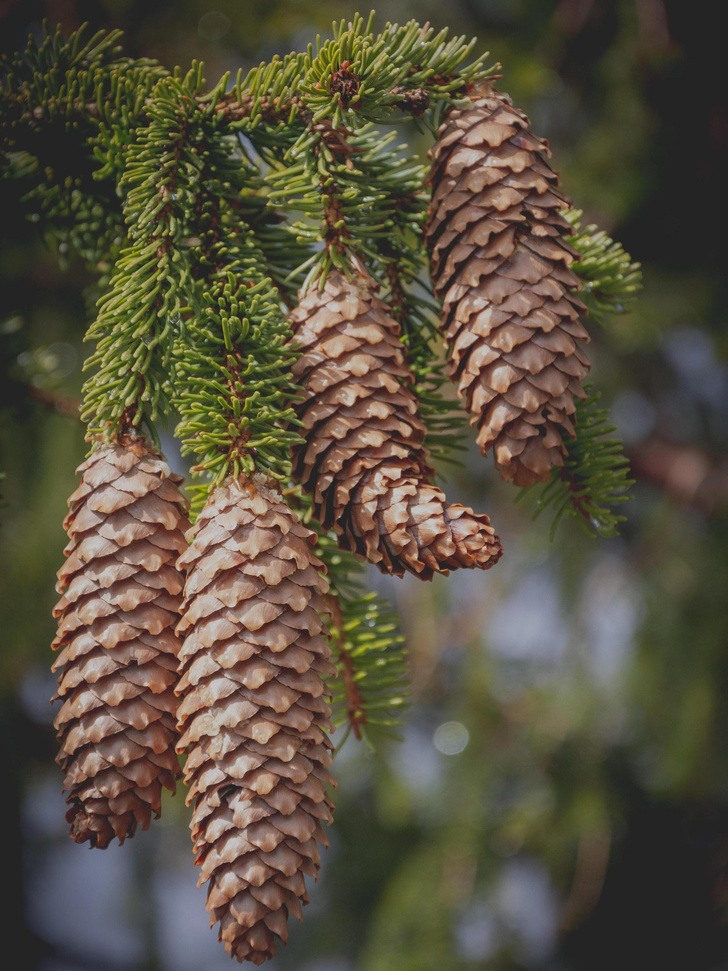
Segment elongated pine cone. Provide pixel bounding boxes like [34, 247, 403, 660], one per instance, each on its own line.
[51, 438, 190, 848]
[175, 476, 336, 965]
[289, 269, 502, 579]
[426, 83, 591, 487]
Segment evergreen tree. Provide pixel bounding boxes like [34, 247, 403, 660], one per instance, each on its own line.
[0, 13, 642, 964]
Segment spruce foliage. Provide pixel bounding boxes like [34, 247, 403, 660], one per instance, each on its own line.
[1, 15, 643, 960]
[514, 214, 641, 536]
[0, 15, 643, 742]
[314, 531, 409, 747]
[566, 209, 642, 323]
[516, 386, 635, 538]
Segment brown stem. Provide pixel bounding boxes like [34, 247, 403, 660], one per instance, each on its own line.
[325, 593, 366, 741]
[320, 178, 351, 255]
[10, 85, 438, 129]
[117, 403, 140, 436]
[561, 462, 594, 524]
[384, 257, 408, 327]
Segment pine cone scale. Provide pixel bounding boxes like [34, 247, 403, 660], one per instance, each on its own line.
[176, 477, 335, 964]
[289, 269, 502, 578]
[52, 440, 190, 848]
[426, 84, 592, 486]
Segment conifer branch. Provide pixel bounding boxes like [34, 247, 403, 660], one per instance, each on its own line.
[566, 209, 642, 323]
[512, 212, 642, 537]
[272, 482, 411, 747]
[313, 532, 409, 746]
[172, 221, 301, 516]
[2, 18, 496, 139]
[127, 89, 305, 515]
[366, 142, 470, 470]
[2, 21, 643, 530]
[381, 250, 470, 469]
[516, 387, 634, 538]
[2, 15, 649, 965]
[80, 72, 204, 439]
[0, 25, 167, 272]
[1, 19, 496, 286]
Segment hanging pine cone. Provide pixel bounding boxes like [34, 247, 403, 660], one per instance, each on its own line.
[51, 438, 190, 848]
[289, 268, 502, 579]
[425, 83, 591, 487]
[175, 475, 336, 965]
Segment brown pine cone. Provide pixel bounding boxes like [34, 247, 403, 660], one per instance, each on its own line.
[289, 268, 502, 579]
[425, 83, 591, 487]
[175, 475, 336, 965]
[51, 438, 190, 848]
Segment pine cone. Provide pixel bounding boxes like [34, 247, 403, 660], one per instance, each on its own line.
[425, 83, 591, 487]
[289, 269, 502, 579]
[175, 476, 336, 965]
[51, 438, 190, 848]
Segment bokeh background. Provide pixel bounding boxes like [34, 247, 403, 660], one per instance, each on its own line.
[2, 1, 727, 969]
